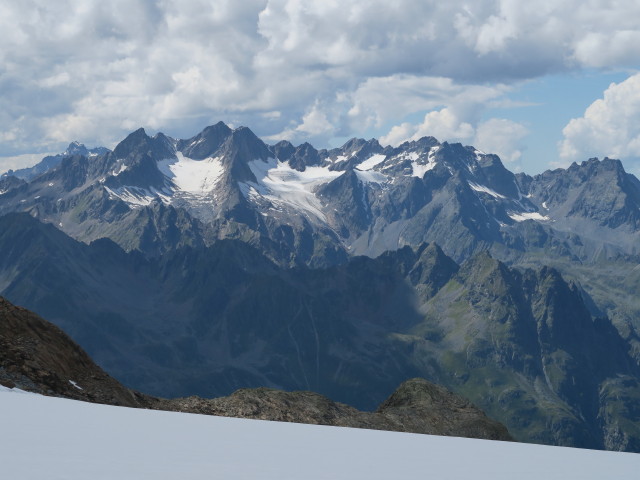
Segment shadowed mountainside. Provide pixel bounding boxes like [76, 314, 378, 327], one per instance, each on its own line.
[0, 296, 511, 441]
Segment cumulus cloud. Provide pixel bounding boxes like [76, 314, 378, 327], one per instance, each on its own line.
[382, 107, 474, 145]
[380, 111, 528, 168]
[2, 0, 640, 168]
[559, 74, 640, 165]
[266, 101, 339, 142]
[474, 118, 529, 166]
[0, 153, 57, 174]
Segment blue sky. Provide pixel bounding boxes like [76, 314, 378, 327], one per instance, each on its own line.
[1, 1, 640, 176]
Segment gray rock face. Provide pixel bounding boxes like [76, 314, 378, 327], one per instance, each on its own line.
[515, 157, 640, 256]
[176, 121, 232, 160]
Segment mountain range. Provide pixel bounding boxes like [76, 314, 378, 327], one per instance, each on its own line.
[4, 122, 640, 265]
[1, 122, 640, 451]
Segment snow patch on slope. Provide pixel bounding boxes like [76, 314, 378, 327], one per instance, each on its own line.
[69, 380, 83, 390]
[112, 162, 128, 176]
[158, 152, 224, 195]
[242, 158, 343, 221]
[104, 186, 171, 207]
[356, 154, 386, 171]
[469, 182, 506, 199]
[509, 211, 550, 222]
[355, 170, 388, 184]
[411, 146, 439, 178]
[327, 155, 347, 164]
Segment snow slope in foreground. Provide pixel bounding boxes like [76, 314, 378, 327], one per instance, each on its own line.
[1, 387, 638, 479]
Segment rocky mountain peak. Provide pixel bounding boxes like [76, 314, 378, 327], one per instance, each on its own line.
[477, 154, 520, 198]
[396, 136, 439, 153]
[113, 128, 176, 162]
[218, 126, 273, 170]
[294, 142, 321, 169]
[378, 378, 469, 409]
[65, 141, 88, 156]
[408, 243, 459, 297]
[341, 137, 366, 151]
[271, 140, 296, 162]
[177, 121, 232, 159]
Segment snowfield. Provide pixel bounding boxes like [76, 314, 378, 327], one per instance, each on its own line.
[1, 386, 638, 479]
[241, 158, 343, 221]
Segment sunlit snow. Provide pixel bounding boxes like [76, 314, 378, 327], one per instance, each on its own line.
[113, 162, 129, 176]
[355, 169, 388, 184]
[104, 186, 170, 207]
[242, 158, 343, 221]
[1, 387, 638, 480]
[411, 160, 436, 178]
[410, 147, 438, 178]
[157, 152, 224, 195]
[356, 154, 386, 171]
[68, 380, 83, 390]
[469, 182, 506, 199]
[509, 211, 550, 222]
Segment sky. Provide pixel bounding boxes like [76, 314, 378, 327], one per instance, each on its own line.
[1, 1, 640, 175]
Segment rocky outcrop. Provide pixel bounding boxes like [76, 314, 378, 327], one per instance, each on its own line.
[0, 297, 148, 408]
[152, 379, 512, 441]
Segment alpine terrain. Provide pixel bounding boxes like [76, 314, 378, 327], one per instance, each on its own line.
[2, 122, 640, 451]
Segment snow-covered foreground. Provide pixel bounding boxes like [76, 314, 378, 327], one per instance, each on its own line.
[2, 387, 638, 479]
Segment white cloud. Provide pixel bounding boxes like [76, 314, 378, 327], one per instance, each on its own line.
[380, 112, 528, 169]
[267, 101, 338, 142]
[412, 108, 475, 143]
[379, 123, 416, 147]
[474, 118, 529, 164]
[573, 31, 640, 68]
[559, 73, 640, 163]
[0, 152, 57, 173]
[1, 0, 640, 157]
[374, 81, 511, 149]
[345, 75, 507, 132]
